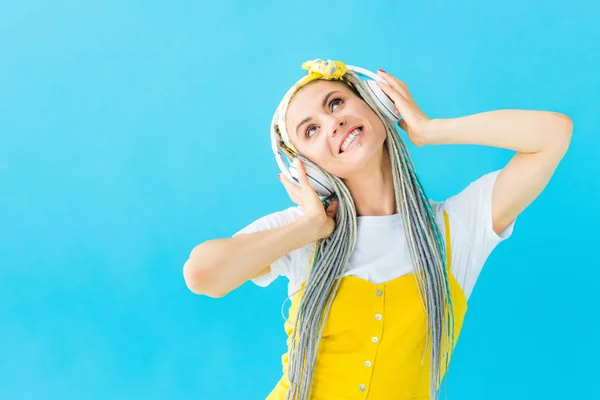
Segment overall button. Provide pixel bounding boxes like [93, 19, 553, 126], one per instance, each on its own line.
[375, 313, 382, 321]
[372, 336, 379, 343]
[364, 360, 372, 368]
[376, 290, 383, 296]
[359, 384, 366, 391]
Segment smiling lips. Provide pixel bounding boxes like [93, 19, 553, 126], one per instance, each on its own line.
[339, 126, 363, 153]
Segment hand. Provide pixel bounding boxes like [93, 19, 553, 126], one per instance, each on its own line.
[376, 69, 432, 147]
[278, 158, 339, 240]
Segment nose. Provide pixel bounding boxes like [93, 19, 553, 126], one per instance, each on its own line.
[327, 115, 346, 138]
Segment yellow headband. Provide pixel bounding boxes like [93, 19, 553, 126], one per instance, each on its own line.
[274, 59, 349, 154]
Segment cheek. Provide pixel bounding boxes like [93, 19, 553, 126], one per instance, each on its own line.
[312, 147, 334, 168]
[302, 147, 338, 176]
[366, 113, 387, 140]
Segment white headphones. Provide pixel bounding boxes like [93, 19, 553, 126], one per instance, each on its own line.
[271, 65, 401, 200]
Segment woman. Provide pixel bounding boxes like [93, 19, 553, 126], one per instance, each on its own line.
[183, 59, 572, 400]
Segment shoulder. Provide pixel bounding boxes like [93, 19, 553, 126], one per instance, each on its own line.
[430, 169, 505, 234]
[428, 170, 516, 300]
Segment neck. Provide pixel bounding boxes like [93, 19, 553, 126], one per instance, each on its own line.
[343, 145, 397, 217]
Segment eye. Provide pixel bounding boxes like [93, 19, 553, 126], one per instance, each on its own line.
[330, 98, 343, 111]
[306, 125, 317, 138]
[305, 97, 344, 139]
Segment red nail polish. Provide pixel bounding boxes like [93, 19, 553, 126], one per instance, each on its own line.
[378, 68, 386, 73]
[277, 174, 281, 180]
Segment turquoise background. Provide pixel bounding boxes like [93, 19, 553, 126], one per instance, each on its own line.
[1, 1, 598, 399]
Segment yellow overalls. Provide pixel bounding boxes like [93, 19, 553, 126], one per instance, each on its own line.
[266, 211, 468, 400]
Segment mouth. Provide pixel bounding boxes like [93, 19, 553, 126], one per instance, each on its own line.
[338, 126, 364, 154]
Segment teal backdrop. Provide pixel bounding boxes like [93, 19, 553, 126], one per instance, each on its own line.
[1, 1, 598, 399]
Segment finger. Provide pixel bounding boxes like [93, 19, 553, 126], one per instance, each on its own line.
[376, 81, 406, 117]
[280, 173, 303, 196]
[397, 119, 408, 131]
[326, 200, 339, 217]
[289, 193, 302, 205]
[377, 69, 410, 98]
[294, 158, 311, 188]
[376, 80, 405, 102]
[283, 185, 303, 206]
[377, 69, 409, 94]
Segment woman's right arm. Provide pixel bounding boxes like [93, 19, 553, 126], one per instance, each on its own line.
[184, 158, 338, 297]
[183, 216, 319, 298]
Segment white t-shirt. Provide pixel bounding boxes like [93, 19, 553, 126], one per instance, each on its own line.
[233, 170, 515, 301]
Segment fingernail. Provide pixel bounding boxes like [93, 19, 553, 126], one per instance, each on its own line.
[277, 174, 281, 180]
[378, 68, 386, 73]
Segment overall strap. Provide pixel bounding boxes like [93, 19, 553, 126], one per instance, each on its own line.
[443, 209, 452, 271]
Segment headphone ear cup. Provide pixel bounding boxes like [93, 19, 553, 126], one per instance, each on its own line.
[365, 80, 401, 122]
[288, 160, 335, 198]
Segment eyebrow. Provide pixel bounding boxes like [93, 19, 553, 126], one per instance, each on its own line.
[294, 91, 339, 138]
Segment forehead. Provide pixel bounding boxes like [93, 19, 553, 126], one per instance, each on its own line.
[285, 80, 354, 126]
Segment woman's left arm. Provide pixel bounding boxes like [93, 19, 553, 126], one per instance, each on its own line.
[376, 71, 573, 235]
[423, 111, 572, 235]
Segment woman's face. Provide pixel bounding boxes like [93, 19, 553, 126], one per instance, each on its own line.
[284, 80, 387, 179]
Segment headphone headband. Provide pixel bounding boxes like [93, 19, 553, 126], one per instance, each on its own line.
[346, 65, 386, 84]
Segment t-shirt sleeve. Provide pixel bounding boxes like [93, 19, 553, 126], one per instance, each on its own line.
[440, 169, 516, 300]
[232, 206, 304, 287]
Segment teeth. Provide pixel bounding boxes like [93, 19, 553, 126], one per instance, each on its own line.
[341, 128, 362, 152]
